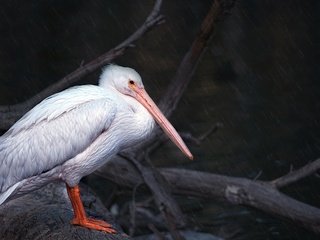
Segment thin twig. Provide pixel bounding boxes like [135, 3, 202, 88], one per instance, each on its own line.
[129, 183, 142, 237]
[179, 122, 223, 145]
[198, 122, 223, 141]
[253, 170, 263, 181]
[271, 158, 320, 188]
[148, 224, 166, 240]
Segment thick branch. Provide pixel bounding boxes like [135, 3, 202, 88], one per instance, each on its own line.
[0, 0, 164, 130]
[163, 168, 320, 234]
[157, 0, 236, 119]
[96, 158, 320, 234]
[159, 0, 221, 117]
[129, 157, 186, 240]
[121, 155, 186, 227]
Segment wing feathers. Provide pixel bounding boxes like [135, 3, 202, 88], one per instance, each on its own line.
[0, 85, 116, 194]
[7, 85, 109, 136]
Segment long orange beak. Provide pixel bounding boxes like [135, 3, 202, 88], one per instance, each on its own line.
[133, 86, 193, 160]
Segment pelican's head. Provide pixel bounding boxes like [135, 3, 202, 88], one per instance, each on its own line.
[99, 65, 144, 98]
[99, 65, 193, 160]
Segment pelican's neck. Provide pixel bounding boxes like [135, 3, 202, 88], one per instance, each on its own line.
[124, 91, 154, 124]
[121, 93, 148, 115]
[103, 83, 143, 113]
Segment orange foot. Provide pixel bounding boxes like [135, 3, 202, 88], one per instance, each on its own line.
[71, 217, 117, 234]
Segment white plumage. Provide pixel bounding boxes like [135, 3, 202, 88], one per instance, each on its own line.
[0, 65, 155, 203]
[0, 65, 192, 233]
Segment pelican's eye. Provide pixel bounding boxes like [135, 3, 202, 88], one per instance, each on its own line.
[128, 79, 136, 89]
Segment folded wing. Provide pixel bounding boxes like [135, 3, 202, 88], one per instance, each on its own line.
[0, 85, 116, 196]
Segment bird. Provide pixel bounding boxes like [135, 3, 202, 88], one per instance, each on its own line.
[0, 65, 193, 233]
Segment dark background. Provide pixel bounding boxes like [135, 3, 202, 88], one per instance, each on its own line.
[0, 0, 319, 239]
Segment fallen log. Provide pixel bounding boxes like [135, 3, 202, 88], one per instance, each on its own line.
[96, 157, 320, 234]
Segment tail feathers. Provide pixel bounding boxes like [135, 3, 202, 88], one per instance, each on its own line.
[0, 182, 20, 205]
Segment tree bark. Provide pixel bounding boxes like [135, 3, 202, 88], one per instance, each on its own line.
[96, 158, 320, 234]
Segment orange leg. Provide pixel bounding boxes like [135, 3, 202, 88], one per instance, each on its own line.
[66, 184, 117, 234]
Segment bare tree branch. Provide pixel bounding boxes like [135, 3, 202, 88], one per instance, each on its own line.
[0, 0, 164, 130]
[179, 122, 223, 145]
[96, 157, 320, 234]
[120, 153, 186, 240]
[159, 0, 221, 116]
[271, 158, 320, 189]
[163, 168, 320, 234]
